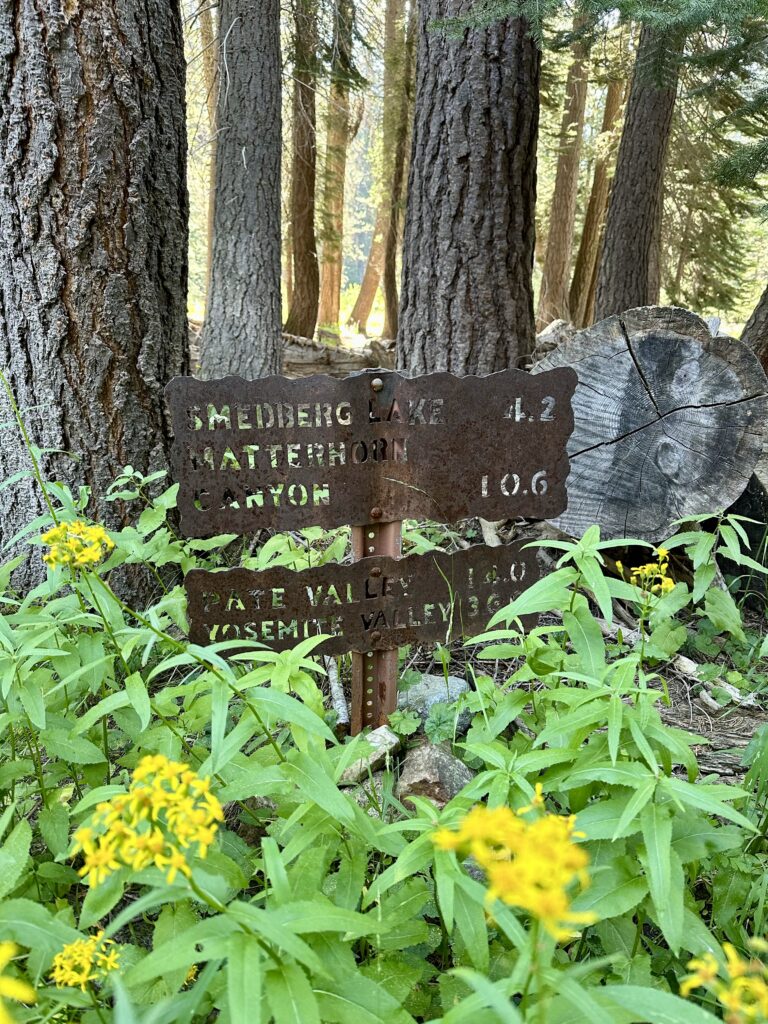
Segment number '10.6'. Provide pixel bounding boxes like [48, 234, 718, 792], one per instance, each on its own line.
[480, 471, 548, 497]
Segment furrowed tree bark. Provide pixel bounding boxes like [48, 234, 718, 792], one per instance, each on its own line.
[742, 283, 768, 374]
[536, 20, 590, 330]
[284, 0, 320, 340]
[318, 0, 356, 335]
[199, 1, 218, 314]
[0, 0, 188, 593]
[201, 0, 281, 376]
[347, 206, 385, 334]
[382, 0, 416, 340]
[594, 26, 682, 320]
[397, 2, 540, 373]
[568, 76, 624, 328]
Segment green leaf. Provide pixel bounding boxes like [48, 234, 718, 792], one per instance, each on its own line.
[266, 963, 320, 1024]
[484, 568, 579, 627]
[563, 604, 606, 678]
[42, 729, 106, 765]
[573, 858, 647, 920]
[641, 803, 682, 953]
[0, 898, 79, 956]
[613, 776, 657, 839]
[38, 802, 70, 859]
[80, 871, 125, 929]
[601, 985, 721, 1023]
[124, 672, 151, 731]
[607, 695, 622, 765]
[0, 819, 31, 898]
[454, 879, 489, 972]
[314, 967, 417, 1024]
[228, 933, 263, 1024]
[702, 588, 746, 643]
[443, 969, 522, 1024]
[660, 777, 757, 831]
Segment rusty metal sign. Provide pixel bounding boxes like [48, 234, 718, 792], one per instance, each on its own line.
[185, 542, 539, 656]
[166, 368, 577, 536]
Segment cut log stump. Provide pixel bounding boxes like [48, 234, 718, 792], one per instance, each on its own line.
[533, 306, 768, 542]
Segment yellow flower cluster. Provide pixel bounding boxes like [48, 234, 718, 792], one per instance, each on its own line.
[51, 931, 120, 991]
[41, 520, 114, 569]
[616, 547, 674, 596]
[682, 940, 768, 1022]
[433, 790, 596, 941]
[0, 942, 35, 1024]
[72, 754, 224, 887]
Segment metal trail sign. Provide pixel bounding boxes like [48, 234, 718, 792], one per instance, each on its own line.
[166, 367, 576, 732]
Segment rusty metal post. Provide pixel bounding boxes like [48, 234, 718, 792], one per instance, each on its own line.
[350, 519, 402, 734]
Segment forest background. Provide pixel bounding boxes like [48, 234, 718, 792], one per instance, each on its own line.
[185, 0, 768, 342]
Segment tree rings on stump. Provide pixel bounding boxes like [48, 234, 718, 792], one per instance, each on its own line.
[533, 306, 768, 542]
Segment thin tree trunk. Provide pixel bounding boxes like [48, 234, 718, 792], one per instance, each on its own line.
[199, 2, 218, 314]
[568, 76, 624, 327]
[742, 284, 768, 374]
[318, 0, 355, 334]
[397, 2, 540, 373]
[0, 0, 188, 591]
[594, 26, 683, 320]
[382, 2, 417, 342]
[202, 0, 281, 376]
[284, 0, 320, 339]
[347, 206, 386, 333]
[536, 19, 590, 330]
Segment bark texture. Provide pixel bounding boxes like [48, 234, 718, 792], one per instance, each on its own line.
[318, 0, 356, 334]
[201, 0, 281, 376]
[568, 76, 624, 328]
[742, 283, 768, 374]
[284, 0, 320, 339]
[382, 0, 416, 340]
[594, 27, 682, 321]
[536, 21, 590, 330]
[0, 0, 188, 589]
[199, 1, 218, 312]
[397, 2, 540, 373]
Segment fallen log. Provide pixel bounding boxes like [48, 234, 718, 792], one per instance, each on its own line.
[533, 306, 768, 542]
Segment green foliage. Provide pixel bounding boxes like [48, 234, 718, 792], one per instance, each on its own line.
[0, 466, 767, 1021]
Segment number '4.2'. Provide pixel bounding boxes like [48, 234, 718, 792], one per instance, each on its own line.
[505, 396, 556, 422]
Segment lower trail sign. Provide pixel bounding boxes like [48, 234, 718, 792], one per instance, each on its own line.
[166, 367, 576, 733]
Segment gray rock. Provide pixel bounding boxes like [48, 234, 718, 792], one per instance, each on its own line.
[338, 725, 401, 786]
[396, 742, 475, 809]
[398, 673, 471, 735]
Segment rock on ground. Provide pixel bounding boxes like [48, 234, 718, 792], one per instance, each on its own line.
[396, 742, 474, 808]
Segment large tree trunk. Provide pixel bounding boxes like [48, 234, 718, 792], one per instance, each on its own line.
[397, 2, 540, 373]
[201, 0, 281, 377]
[317, 0, 355, 335]
[742, 283, 768, 374]
[0, 0, 188, 591]
[284, 0, 320, 340]
[594, 26, 682, 321]
[346, 206, 385, 334]
[199, 1, 218, 314]
[382, 0, 416, 340]
[568, 76, 624, 328]
[536, 20, 590, 330]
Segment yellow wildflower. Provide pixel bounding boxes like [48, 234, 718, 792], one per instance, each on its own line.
[51, 931, 119, 991]
[0, 943, 36, 1024]
[682, 939, 768, 1022]
[71, 755, 223, 887]
[432, 798, 596, 942]
[618, 549, 674, 601]
[185, 964, 199, 985]
[41, 520, 114, 570]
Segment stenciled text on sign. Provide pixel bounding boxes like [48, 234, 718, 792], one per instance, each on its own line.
[166, 368, 577, 536]
[186, 543, 539, 655]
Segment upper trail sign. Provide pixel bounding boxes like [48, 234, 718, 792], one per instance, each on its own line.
[166, 368, 577, 536]
[166, 366, 576, 733]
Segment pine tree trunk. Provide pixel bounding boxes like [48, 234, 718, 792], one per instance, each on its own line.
[199, 2, 218, 314]
[0, 0, 188, 591]
[742, 284, 768, 374]
[347, 207, 386, 334]
[201, 0, 281, 376]
[382, 0, 415, 340]
[568, 76, 624, 327]
[536, 20, 590, 330]
[594, 26, 682, 321]
[284, 0, 320, 339]
[397, 2, 540, 373]
[318, 0, 355, 334]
